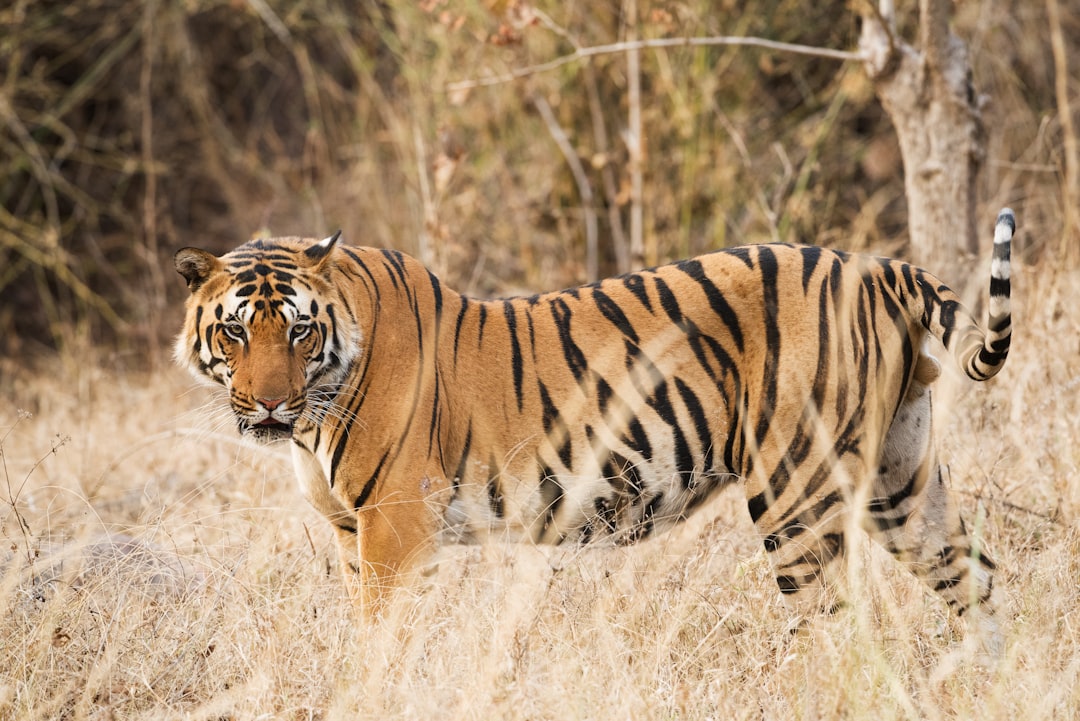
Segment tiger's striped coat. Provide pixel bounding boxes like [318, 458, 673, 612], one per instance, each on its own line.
[174, 209, 1014, 636]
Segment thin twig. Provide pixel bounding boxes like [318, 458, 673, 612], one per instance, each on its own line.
[245, 0, 292, 44]
[446, 35, 863, 92]
[531, 92, 598, 282]
[955, 489, 1062, 525]
[583, 62, 629, 274]
[412, 120, 435, 268]
[625, 2, 645, 268]
[1, 418, 69, 563]
[1047, 0, 1079, 262]
[140, 0, 165, 358]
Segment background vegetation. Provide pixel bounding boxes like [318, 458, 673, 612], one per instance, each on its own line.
[1, 0, 1078, 718]
[1, 0, 1073, 359]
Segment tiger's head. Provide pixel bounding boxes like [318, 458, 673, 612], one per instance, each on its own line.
[173, 233, 360, 443]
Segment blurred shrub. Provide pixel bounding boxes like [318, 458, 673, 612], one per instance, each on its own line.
[0, 0, 1070, 360]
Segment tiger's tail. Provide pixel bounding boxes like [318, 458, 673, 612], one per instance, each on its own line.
[920, 207, 1014, 382]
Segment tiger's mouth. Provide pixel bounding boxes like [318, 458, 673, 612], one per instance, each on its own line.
[239, 416, 294, 443]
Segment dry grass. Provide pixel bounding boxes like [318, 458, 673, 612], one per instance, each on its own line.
[2, 246, 1080, 720]
[2, 0, 1079, 718]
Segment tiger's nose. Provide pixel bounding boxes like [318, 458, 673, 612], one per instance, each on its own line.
[259, 397, 286, 411]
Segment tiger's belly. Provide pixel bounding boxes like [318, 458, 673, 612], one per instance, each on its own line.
[438, 447, 738, 547]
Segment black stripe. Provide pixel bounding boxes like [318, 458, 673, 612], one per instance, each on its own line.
[427, 374, 441, 456]
[675, 378, 713, 475]
[989, 276, 1010, 297]
[799, 245, 822, 295]
[977, 347, 1006, 366]
[937, 299, 959, 349]
[551, 297, 588, 382]
[727, 245, 755, 270]
[623, 274, 653, 312]
[645, 380, 695, 488]
[988, 316, 1011, 334]
[677, 258, 745, 353]
[487, 455, 504, 518]
[353, 448, 391, 509]
[452, 425, 473, 484]
[900, 263, 918, 300]
[428, 270, 443, 322]
[525, 304, 537, 361]
[504, 302, 525, 412]
[477, 303, 488, 346]
[775, 575, 800, 594]
[811, 277, 832, 410]
[776, 532, 844, 572]
[653, 276, 683, 324]
[325, 304, 339, 353]
[622, 417, 653, 461]
[538, 380, 558, 433]
[557, 436, 573, 468]
[381, 249, 409, 289]
[329, 430, 348, 487]
[722, 380, 743, 476]
[539, 468, 564, 542]
[192, 306, 204, 354]
[453, 297, 469, 363]
[592, 289, 639, 343]
[754, 246, 781, 451]
[697, 333, 736, 389]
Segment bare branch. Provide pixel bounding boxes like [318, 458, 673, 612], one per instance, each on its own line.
[625, 0, 645, 269]
[919, 0, 949, 70]
[446, 36, 863, 92]
[583, 63, 629, 273]
[857, 0, 899, 79]
[879, 0, 896, 30]
[531, 92, 598, 282]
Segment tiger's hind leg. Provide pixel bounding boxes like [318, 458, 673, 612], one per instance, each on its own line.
[745, 447, 860, 620]
[867, 353, 1000, 649]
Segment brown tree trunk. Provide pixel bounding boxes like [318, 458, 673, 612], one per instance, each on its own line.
[859, 0, 985, 270]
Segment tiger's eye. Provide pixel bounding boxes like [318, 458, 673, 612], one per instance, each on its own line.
[223, 322, 246, 341]
[291, 323, 312, 342]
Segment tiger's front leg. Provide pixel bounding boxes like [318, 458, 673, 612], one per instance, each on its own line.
[342, 474, 451, 618]
[331, 524, 366, 608]
[292, 442, 436, 616]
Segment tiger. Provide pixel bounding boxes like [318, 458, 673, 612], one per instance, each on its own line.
[174, 208, 1014, 640]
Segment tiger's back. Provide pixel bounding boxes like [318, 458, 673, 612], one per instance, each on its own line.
[174, 210, 1014, 634]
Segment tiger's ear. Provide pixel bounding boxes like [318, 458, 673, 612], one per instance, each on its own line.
[303, 231, 341, 276]
[304, 231, 341, 264]
[174, 247, 222, 292]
